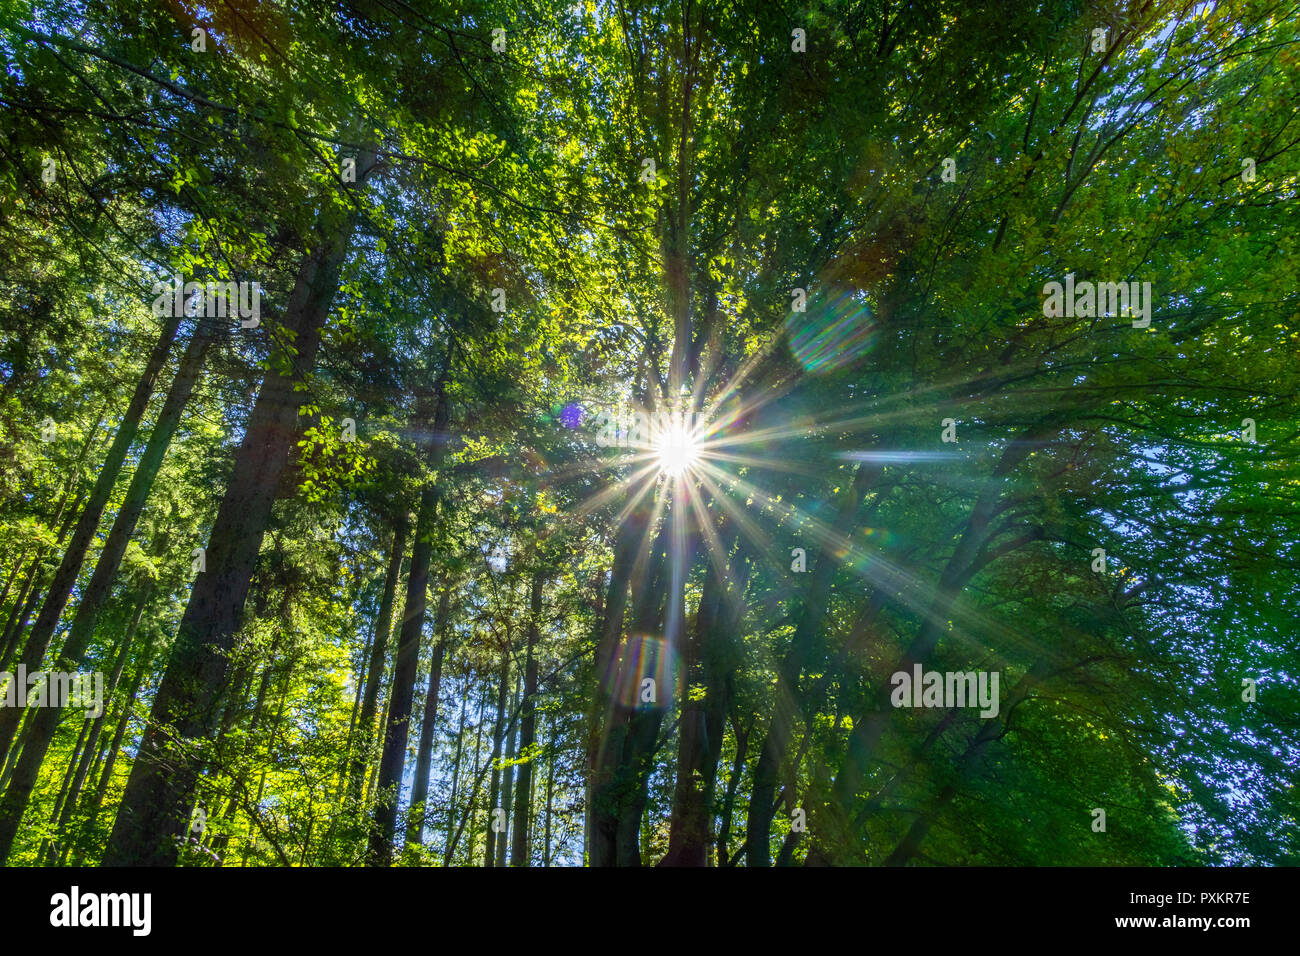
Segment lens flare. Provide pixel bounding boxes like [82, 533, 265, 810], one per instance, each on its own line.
[654, 419, 700, 477]
[785, 289, 876, 374]
[603, 633, 677, 709]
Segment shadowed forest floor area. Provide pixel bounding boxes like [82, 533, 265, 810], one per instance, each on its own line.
[0, 0, 1297, 868]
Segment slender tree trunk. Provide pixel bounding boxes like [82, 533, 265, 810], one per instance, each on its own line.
[445, 678, 487, 866]
[253, 665, 293, 807]
[585, 503, 646, 864]
[48, 593, 150, 858]
[72, 628, 158, 863]
[406, 580, 451, 847]
[0, 547, 28, 626]
[0, 560, 40, 671]
[527, 740, 537, 861]
[510, 571, 544, 865]
[339, 603, 374, 806]
[350, 520, 407, 802]
[600, 517, 673, 866]
[483, 647, 509, 867]
[38, 717, 93, 863]
[588, 499, 661, 866]
[467, 686, 488, 863]
[496, 670, 518, 867]
[664, 523, 749, 866]
[210, 658, 275, 864]
[0, 322, 215, 861]
[543, 717, 555, 867]
[86, 691, 137, 817]
[716, 715, 750, 867]
[365, 694, 390, 807]
[0, 312, 182, 770]
[104, 153, 377, 866]
[369, 381, 450, 866]
[0, 404, 109, 670]
[665, 522, 725, 866]
[443, 666, 468, 863]
[0, 716, 25, 786]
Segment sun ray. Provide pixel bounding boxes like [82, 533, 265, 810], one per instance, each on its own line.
[683, 476, 738, 591]
[688, 465, 777, 562]
[572, 461, 661, 520]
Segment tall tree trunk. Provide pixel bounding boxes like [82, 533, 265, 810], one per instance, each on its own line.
[716, 713, 750, 866]
[0, 312, 182, 768]
[406, 580, 451, 847]
[587, 498, 658, 865]
[252, 665, 293, 807]
[0, 547, 28, 628]
[368, 379, 450, 866]
[210, 649, 279, 863]
[0, 562, 48, 675]
[663, 523, 749, 865]
[443, 666, 468, 863]
[510, 571, 544, 865]
[365, 695, 390, 806]
[42, 719, 92, 840]
[585, 496, 650, 863]
[38, 718, 93, 862]
[350, 519, 407, 802]
[47, 592, 150, 860]
[0, 321, 214, 861]
[543, 716, 556, 867]
[623, 517, 680, 865]
[73, 627, 158, 863]
[339, 594, 374, 806]
[483, 646, 509, 867]
[209, 629, 283, 858]
[0, 403, 109, 670]
[595, 517, 671, 866]
[103, 153, 377, 866]
[0, 560, 41, 672]
[445, 677, 487, 866]
[495, 670, 518, 867]
[663, 522, 726, 867]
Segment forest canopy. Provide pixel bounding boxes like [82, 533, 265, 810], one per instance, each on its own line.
[0, 0, 1296, 868]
